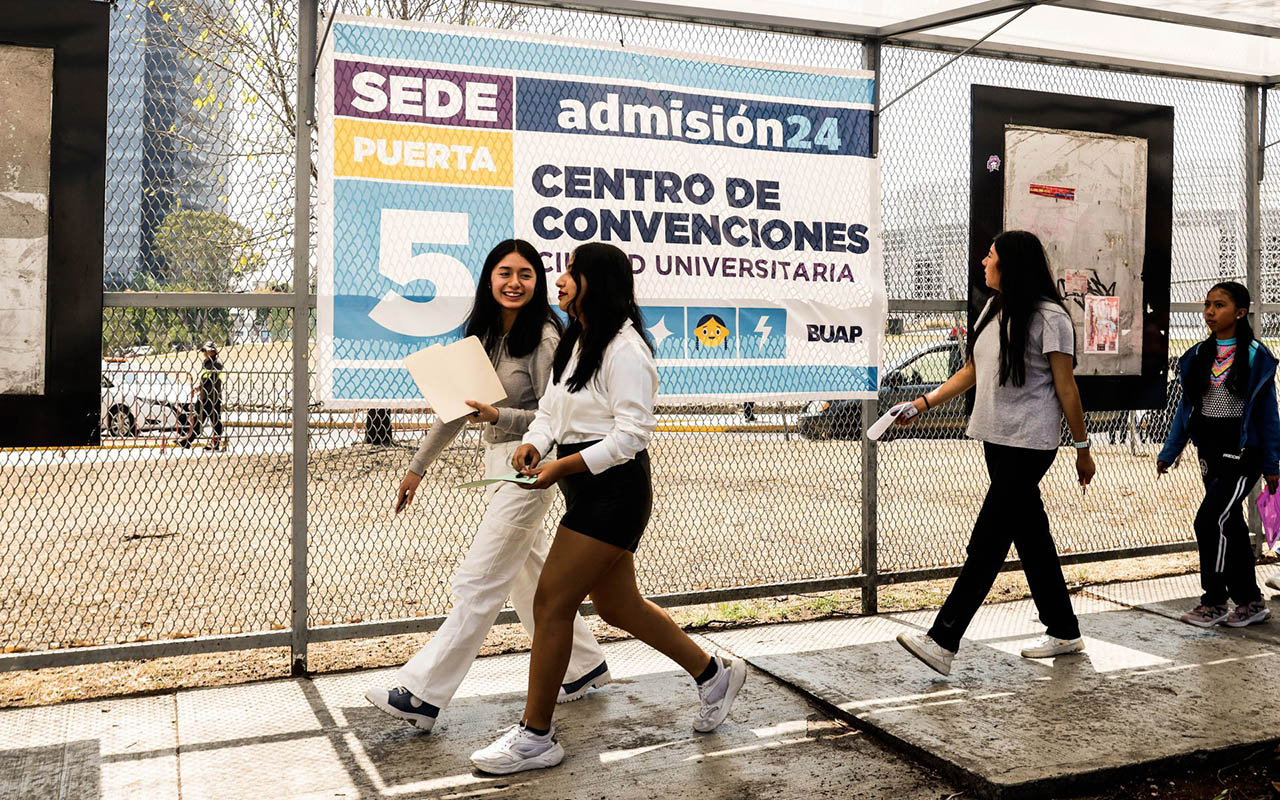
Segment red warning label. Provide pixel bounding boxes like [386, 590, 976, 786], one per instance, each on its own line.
[1029, 183, 1075, 200]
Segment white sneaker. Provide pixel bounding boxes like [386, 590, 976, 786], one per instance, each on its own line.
[693, 657, 747, 733]
[470, 724, 564, 775]
[1265, 574, 1280, 592]
[1019, 635, 1085, 659]
[896, 632, 954, 676]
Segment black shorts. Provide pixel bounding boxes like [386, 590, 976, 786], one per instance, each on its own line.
[556, 440, 652, 552]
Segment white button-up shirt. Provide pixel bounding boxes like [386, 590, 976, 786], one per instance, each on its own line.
[523, 320, 657, 475]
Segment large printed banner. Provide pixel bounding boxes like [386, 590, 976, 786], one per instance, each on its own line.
[317, 17, 884, 406]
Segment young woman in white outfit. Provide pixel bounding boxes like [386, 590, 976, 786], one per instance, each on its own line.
[364, 240, 610, 733]
[469, 242, 747, 775]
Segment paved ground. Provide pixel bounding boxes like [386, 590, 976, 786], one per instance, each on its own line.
[0, 637, 955, 800]
[8, 566, 1280, 799]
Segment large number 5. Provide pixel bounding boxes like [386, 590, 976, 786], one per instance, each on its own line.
[367, 209, 476, 338]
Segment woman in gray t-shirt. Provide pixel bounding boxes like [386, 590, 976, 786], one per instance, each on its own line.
[894, 231, 1096, 676]
[364, 240, 608, 733]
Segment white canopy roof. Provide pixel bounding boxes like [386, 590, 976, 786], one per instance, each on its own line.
[575, 1, 1280, 82]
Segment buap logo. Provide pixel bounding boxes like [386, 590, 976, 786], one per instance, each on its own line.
[807, 324, 863, 343]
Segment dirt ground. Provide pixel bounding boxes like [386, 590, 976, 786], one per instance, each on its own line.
[1083, 744, 1280, 800]
[0, 429, 1205, 654]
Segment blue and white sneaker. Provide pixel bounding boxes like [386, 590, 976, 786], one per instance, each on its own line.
[557, 660, 611, 704]
[363, 686, 439, 732]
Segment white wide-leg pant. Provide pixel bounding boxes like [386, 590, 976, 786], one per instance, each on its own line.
[395, 440, 605, 710]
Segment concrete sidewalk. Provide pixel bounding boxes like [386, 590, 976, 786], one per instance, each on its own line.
[7, 565, 1280, 799]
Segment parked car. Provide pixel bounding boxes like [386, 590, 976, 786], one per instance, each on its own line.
[797, 341, 968, 440]
[797, 339, 1125, 441]
[100, 363, 193, 436]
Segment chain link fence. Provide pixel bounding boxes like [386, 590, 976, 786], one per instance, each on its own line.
[1, 1, 1277, 672]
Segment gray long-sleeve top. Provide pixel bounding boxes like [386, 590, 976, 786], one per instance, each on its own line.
[407, 323, 560, 476]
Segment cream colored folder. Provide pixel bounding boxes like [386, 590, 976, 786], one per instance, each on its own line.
[402, 336, 506, 423]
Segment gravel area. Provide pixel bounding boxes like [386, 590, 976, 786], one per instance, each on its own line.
[0, 429, 1205, 656]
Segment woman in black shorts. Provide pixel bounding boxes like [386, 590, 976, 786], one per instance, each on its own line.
[469, 242, 747, 775]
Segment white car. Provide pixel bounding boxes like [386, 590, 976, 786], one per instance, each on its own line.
[100, 363, 193, 437]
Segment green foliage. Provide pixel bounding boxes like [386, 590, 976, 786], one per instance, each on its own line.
[152, 209, 262, 291]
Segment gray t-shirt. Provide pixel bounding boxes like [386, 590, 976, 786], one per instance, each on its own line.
[407, 323, 559, 476]
[966, 299, 1075, 451]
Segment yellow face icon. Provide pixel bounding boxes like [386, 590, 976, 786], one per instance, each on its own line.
[694, 315, 730, 349]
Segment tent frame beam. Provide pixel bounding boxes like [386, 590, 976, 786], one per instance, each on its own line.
[517, 0, 1278, 84]
[875, 1, 1045, 39]
[1051, 0, 1280, 41]
[878, 5, 1036, 115]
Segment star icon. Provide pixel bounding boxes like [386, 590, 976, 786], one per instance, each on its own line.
[647, 315, 674, 347]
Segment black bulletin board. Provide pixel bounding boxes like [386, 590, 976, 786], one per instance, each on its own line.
[0, 0, 108, 446]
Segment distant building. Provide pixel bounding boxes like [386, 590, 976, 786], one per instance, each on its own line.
[104, 0, 221, 288]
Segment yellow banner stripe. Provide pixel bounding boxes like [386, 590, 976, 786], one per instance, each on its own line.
[333, 118, 513, 187]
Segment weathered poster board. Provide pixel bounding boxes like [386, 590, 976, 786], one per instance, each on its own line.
[0, 45, 52, 397]
[1003, 125, 1147, 376]
[970, 86, 1173, 412]
[0, 0, 108, 446]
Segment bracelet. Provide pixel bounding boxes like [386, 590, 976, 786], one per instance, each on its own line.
[919, 394, 931, 410]
[1072, 439, 1090, 449]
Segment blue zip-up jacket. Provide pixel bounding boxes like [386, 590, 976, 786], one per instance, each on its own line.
[1158, 339, 1280, 476]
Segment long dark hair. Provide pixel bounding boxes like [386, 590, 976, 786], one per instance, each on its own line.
[552, 242, 653, 393]
[967, 230, 1070, 387]
[464, 239, 562, 358]
[1186, 280, 1254, 405]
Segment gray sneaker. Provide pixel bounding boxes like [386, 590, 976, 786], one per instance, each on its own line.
[1224, 600, 1271, 627]
[1180, 604, 1230, 628]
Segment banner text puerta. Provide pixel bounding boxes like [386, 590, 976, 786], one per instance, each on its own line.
[317, 17, 884, 406]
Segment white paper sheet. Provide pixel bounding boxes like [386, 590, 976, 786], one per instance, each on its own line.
[401, 336, 506, 423]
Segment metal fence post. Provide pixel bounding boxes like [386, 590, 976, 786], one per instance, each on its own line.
[1245, 83, 1264, 554]
[291, 0, 319, 676]
[861, 38, 882, 616]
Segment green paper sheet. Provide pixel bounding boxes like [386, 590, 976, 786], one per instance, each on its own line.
[455, 471, 539, 489]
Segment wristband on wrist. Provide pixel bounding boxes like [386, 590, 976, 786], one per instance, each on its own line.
[1072, 439, 1090, 449]
[919, 394, 931, 410]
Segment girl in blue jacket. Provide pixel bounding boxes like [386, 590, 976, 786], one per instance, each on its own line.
[1158, 281, 1280, 628]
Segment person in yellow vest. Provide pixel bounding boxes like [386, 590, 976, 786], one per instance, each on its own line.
[179, 341, 224, 451]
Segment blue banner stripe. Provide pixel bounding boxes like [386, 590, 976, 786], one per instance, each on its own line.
[517, 78, 871, 157]
[658, 365, 876, 395]
[334, 368, 421, 401]
[333, 23, 874, 105]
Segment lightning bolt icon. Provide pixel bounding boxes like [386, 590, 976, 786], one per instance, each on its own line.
[754, 315, 772, 343]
